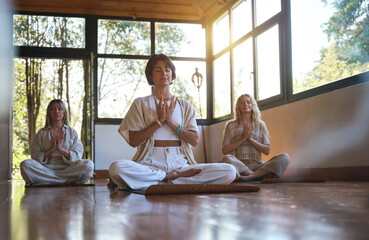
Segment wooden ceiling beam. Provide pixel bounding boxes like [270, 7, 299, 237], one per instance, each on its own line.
[13, 0, 232, 21]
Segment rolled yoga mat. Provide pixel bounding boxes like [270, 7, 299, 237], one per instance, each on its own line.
[130, 184, 261, 195]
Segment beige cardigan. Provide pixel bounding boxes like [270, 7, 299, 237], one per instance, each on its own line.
[118, 95, 198, 165]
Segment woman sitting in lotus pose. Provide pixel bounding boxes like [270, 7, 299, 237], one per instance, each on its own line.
[221, 94, 290, 181]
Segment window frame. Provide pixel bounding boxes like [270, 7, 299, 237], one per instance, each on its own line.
[13, 0, 369, 127]
[93, 17, 207, 124]
[208, 0, 286, 124]
[12, 11, 93, 161]
[13, 12, 93, 114]
[207, 0, 369, 124]
[13, 12, 209, 127]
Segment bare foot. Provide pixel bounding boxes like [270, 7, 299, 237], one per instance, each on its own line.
[239, 172, 272, 182]
[240, 170, 254, 176]
[64, 177, 80, 185]
[168, 168, 202, 181]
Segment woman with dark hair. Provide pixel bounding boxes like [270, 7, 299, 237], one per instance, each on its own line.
[109, 54, 236, 190]
[20, 99, 94, 185]
[222, 94, 290, 181]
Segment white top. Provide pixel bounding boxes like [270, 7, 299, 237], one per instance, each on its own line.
[149, 95, 181, 141]
[118, 95, 198, 164]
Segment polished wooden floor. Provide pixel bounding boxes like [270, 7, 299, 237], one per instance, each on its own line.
[1, 179, 369, 240]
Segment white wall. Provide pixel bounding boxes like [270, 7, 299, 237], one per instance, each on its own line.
[208, 121, 227, 163]
[94, 124, 209, 169]
[94, 125, 136, 170]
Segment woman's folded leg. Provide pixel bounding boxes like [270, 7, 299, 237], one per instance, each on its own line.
[20, 159, 65, 184]
[109, 160, 166, 190]
[172, 163, 236, 185]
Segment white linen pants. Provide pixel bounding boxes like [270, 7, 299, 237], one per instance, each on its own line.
[109, 147, 237, 190]
[20, 159, 94, 184]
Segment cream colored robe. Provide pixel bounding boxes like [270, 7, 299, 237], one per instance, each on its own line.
[118, 96, 198, 165]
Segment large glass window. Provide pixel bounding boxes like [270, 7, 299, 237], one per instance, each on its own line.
[172, 61, 207, 119]
[13, 15, 85, 48]
[211, 0, 281, 119]
[256, 25, 280, 100]
[12, 58, 89, 178]
[231, 0, 252, 42]
[97, 59, 150, 118]
[97, 20, 207, 120]
[291, 0, 369, 94]
[232, 38, 254, 103]
[12, 14, 90, 179]
[213, 52, 231, 118]
[213, 13, 229, 54]
[98, 20, 150, 55]
[155, 23, 206, 58]
[255, 0, 281, 26]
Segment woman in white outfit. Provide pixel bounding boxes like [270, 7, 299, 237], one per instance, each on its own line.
[222, 94, 290, 181]
[109, 54, 236, 191]
[20, 99, 94, 185]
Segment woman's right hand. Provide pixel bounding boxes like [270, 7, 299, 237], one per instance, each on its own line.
[242, 121, 253, 141]
[154, 96, 166, 123]
[50, 129, 58, 150]
[222, 122, 252, 155]
[43, 129, 58, 159]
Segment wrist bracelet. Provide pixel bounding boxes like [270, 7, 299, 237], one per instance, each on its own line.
[156, 119, 163, 127]
[174, 124, 183, 135]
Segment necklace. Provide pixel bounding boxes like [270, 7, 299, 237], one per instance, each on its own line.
[152, 93, 172, 100]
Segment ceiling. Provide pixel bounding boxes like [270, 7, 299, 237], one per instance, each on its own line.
[13, 0, 237, 21]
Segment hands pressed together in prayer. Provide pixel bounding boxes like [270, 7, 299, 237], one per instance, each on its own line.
[45, 128, 70, 159]
[243, 121, 270, 155]
[154, 95, 178, 125]
[51, 128, 65, 151]
[222, 121, 255, 155]
[242, 121, 254, 142]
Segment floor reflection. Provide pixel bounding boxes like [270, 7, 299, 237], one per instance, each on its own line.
[11, 182, 97, 240]
[2, 180, 369, 240]
[0, 182, 11, 240]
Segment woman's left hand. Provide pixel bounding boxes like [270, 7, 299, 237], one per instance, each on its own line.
[56, 131, 65, 151]
[56, 130, 71, 159]
[154, 96, 167, 123]
[165, 96, 178, 122]
[242, 121, 254, 141]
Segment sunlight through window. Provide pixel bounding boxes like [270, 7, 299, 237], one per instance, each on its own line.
[232, 38, 254, 103]
[231, 0, 252, 42]
[256, 25, 280, 100]
[213, 13, 229, 54]
[255, 0, 281, 26]
[213, 52, 231, 118]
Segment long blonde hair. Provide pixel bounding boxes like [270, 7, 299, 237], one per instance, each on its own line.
[235, 94, 264, 130]
[44, 99, 70, 128]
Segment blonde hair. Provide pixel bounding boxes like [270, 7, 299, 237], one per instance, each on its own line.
[44, 99, 70, 128]
[235, 94, 265, 131]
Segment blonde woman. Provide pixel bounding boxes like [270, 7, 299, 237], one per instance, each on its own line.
[20, 99, 94, 185]
[221, 94, 290, 181]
